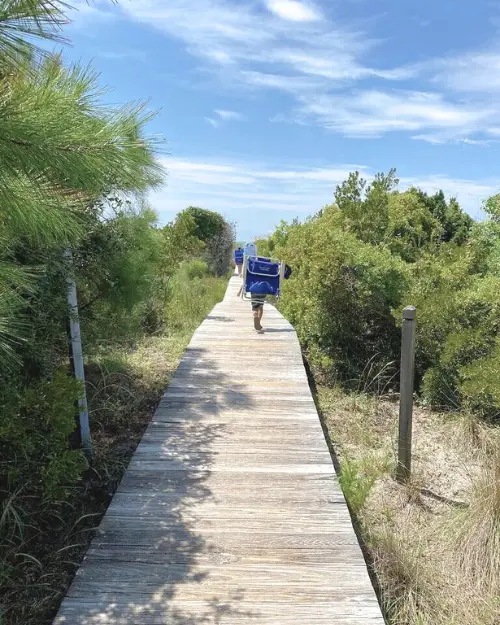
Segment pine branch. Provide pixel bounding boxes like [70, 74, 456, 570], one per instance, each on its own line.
[0, 1, 70, 71]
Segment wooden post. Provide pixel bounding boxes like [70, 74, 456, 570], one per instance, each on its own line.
[64, 250, 92, 458]
[396, 305, 416, 483]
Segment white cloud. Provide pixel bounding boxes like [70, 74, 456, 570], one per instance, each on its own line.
[433, 52, 500, 93]
[297, 90, 493, 138]
[67, 1, 500, 142]
[204, 117, 220, 128]
[265, 0, 321, 22]
[112, 1, 409, 94]
[214, 109, 245, 120]
[205, 109, 245, 127]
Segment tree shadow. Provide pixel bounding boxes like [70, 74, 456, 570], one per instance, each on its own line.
[262, 327, 295, 334]
[205, 315, 235, 323]
[54, 342, 259, 624]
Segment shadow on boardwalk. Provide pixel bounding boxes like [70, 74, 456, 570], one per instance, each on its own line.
[56, 346, 257, 624]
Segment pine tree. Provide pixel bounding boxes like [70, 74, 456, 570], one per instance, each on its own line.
[0, 0, 164, 362]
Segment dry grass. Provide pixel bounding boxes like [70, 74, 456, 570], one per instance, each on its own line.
[451, 451, 500, 593]
[318, 385, 500, 625]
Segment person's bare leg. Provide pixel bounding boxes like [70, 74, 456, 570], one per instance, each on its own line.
[253, 311, 261, 331]
[253, 305, 264, 332]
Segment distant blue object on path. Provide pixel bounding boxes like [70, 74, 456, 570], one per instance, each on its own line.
[234, 248, 244, 264]
[244, 241, 257, 259]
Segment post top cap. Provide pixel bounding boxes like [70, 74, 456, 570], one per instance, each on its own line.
[403, 305, 416, 320]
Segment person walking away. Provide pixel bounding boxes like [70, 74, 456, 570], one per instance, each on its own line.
[250, 263, 292, 333]
[251, 293, 266, 333]
[233, 246, 244, 276]
[243, 241, 257, 261]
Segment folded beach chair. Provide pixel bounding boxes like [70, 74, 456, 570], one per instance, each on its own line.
[241, 256, 284, 303]
[234, 248, 244, 265]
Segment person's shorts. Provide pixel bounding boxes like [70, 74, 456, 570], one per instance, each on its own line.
[251, 293, 266, 311]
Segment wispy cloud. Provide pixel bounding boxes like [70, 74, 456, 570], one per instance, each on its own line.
[296, 90, 493, 138]
[214, 109, 245, 121]
[205, 109, 245, 127]
[204, 117, 220, 128]
[113, 1, 409, 94]
[69, 1, 500, 142]
[432, 52, 500, 93]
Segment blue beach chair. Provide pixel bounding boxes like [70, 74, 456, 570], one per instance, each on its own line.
[234, 248, 244, 265]
[241, 256, 284, 304]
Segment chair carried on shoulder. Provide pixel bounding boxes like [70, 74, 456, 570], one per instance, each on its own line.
[240, 255, 285, 304]
[234, 248, 244, 266]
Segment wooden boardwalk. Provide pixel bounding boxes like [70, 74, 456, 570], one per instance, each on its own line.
[54, 277, 385, 624]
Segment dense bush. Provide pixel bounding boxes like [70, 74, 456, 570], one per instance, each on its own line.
[183, 206, 235, 276]
[264, 169, 500, 417]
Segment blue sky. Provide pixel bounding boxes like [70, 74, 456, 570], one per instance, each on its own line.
[64, 0, 500, 239]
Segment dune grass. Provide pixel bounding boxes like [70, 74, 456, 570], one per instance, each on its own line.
[318, 386, 500, 625]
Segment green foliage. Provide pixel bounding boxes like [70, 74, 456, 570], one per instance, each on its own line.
[179, 259, 210, 280]
[165, 267, 227, 332]
[417, 190, 473, 244]
[0, 370, 87, 502]
[178, 207, 235, 276]
[339, 455, 383, 515]
[0, 48, 163, 363]
[0, 1, 67, 73]
[183, 206, 226, 242]
[460, 342, 500, 416]
[254, 236, 274, 258]
[276, 205, 408, 382]
[386, 189, 443, 262]
[262, 168, 500, 418]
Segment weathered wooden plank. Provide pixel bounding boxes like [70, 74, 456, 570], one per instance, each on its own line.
[84, 545, 364, 564]
[56, 598, 383, 625]
[130, 447, 333, 464]
[98, 513, 355, 533]
[117, 472, 343, 498]
[126, 461, 335, 474]
[52, 276, 384, 625]
[67, 561, 377, 597]
[92, 529, 359, 550]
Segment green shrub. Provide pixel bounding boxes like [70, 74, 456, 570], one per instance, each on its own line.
[180, 259, 210, 280]
[339, 456, 378, 515]
[165, 269, 227, 332]
[258, 169, 500, 416]
[277, 207, 408, 383]
[459, 342, 500, 417]
[0, 371, 87, 503]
